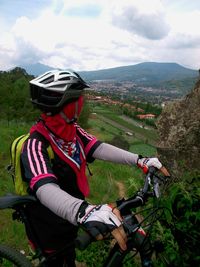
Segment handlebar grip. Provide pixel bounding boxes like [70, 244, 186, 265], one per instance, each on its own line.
[153, 179, 160, 198]
[143, 166, 157, 194]
[148, 166, 157, 173]
[75, 231, 94, 250]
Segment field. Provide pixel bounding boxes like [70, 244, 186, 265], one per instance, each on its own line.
[0, 104, 158, 266]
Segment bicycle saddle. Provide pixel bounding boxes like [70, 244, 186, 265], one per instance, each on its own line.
[0, 194, 37, 209]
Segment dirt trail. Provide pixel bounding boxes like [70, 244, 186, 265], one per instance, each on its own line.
[115, 181, 126, 198]
[115, 180, 144, 223]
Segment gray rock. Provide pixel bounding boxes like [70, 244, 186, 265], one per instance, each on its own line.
[156, 80, 200, 179]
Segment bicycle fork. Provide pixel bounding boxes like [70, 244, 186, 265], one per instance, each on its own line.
[102, 232, 153, 267]
[127, 214, 153, 266]
[103, 215, 153, 267]
[133, 229, 153, 267]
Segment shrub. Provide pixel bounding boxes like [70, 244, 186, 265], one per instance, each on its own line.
[108, 135, 130, 150]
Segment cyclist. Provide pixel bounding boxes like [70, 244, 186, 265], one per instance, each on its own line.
[21, 70, 168, 267]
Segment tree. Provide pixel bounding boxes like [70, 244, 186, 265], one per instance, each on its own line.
[78, 99, 91, 128]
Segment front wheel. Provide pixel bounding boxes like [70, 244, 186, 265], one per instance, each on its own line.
[0, 244, 32, 267]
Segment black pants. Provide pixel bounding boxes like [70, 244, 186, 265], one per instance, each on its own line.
[42, 246, 76, 267]
[24, 202, 78, 267]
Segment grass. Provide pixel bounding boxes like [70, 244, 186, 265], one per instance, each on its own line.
[0, 120, 31, 251]
[86, 161, 142, 203]
[90, 103, 158, 144]
[129, 142, 157, 156]
[89, 113, 157, 156]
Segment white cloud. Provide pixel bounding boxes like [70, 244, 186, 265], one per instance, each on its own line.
[110, 0, 170, 40]
[167, 10, 200, 35]
[0, 0, 200, 71]
[8, 8, 139, 70]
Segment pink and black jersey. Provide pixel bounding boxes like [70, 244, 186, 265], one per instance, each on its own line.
[21, 123, 101, 199]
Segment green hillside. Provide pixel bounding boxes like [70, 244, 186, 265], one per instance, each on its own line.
[80, 62, 197, 84]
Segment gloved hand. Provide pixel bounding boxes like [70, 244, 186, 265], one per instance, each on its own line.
[77, 202, 127, 250]
[137, 156, 162, 173]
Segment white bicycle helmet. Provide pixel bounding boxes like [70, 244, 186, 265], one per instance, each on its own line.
[30, 70, 89, 113]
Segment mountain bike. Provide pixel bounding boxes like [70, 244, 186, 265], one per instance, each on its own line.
[0, 167, 170, 266]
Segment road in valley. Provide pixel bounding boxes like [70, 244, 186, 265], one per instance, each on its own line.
[96, 114, 157, 146]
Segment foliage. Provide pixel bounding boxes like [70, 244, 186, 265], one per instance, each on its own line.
[121, 100, 162, 117]
[0, 68, 90, 127]
[0, 67, 39, 122]
[157, 77, 197, 95]
[168, 175, 200, 265]
[147, 172, 200, 266]
[108, 134, 130, 150]
[123, 163, 200, 266]
[78, 99, 91, 128]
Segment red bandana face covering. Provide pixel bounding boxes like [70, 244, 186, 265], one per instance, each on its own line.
[40, 96, 84, 142]
[30, 96, 90, 196]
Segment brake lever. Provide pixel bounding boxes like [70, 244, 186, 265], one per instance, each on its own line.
[147, 167, 161, 198]
[153, 177, 160, 198]
[153, 173, 169, 198]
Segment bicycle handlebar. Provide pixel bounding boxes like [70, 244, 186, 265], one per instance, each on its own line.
[76, 167, 167, 250]
[118, 166, 164, 212]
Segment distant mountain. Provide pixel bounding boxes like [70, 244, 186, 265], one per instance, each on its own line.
[19, 62, 198, 86]
[79, 62, 197, 84]
[20, 63, 58, 76]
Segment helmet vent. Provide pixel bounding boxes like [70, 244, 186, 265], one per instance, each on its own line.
[48, 84, 67, 89]
[41, 75, 54, 84]
[58, 76, 71, 81]
[60, 72, 71, 75]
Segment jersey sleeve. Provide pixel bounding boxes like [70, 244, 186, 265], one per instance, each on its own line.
[76, 125, 102, 163]
[21, 135, 58, 193]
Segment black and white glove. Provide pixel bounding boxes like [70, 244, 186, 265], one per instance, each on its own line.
[137, 156, 162, 173]
[77, 202, 127, 250]
[77, 203, 122, 239]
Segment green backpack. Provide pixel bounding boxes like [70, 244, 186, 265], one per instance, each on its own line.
[8, 133, 54, 196]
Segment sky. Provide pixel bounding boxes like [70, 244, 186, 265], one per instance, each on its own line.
[0, 0, 200, 71]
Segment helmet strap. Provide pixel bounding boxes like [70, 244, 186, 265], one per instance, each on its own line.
[60, 101, 79, 124]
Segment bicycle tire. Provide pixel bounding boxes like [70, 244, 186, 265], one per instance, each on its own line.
[0, 244, 32, 267]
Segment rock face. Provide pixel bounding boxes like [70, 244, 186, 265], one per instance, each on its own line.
[156, 79, 200, 179]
